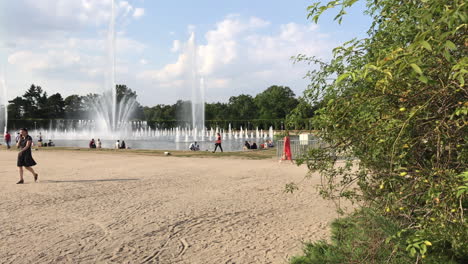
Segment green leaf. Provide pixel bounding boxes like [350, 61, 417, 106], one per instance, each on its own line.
[445, 40, 457, 50]
[420, 40, 432, 51]
[421, 244, 427, 254]
[336, 73, 351, 84]
[418, 75, 428, 83]
[410, 63, 423, 75]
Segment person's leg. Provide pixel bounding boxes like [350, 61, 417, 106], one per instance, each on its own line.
[25, 167, 38, 182]
[18, 167, 24, 183]
[220, 144, 223, 152]
[213, 143, 218, 153]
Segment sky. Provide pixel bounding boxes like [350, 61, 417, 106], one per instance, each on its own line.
[0, 0, 372, 106]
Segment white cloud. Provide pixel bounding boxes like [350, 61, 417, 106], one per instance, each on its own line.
[3, 6, 335, 106]
[133, 8, 145, 19]
[171, 40, 181, 53]
[138, 15, 334, 103]
[1, 0, 144, 41]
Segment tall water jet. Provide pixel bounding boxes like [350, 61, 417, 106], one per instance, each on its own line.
[110, 0, 117, 131]
[86, 0, 138, 138]
[187, 32, 205, 133]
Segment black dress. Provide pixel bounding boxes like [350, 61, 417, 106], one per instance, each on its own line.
[17, 135, 37, 167]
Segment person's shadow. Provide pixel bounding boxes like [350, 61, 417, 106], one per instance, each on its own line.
[41, 179, 139, 184]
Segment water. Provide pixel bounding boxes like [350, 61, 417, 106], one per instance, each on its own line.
[28, 124, 275, 152]
[87, 0, 138, 138]
[187, 32, 205, 134]
[24, 120, 276, 151]
[41, 138, 270, 152]
[84, 3, 205, 143]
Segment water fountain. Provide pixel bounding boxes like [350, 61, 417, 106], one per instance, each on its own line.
[186, 32, 205, 141]
[85, 0, 138, 139]
[12, 0, 277, 151]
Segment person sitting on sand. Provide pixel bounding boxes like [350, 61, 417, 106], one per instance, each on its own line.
[38, 132, 43, 147]
[48, 140, 55, 147]
[243, 141, 251, 150]
[189, 141, 199, 151]
[120, 140, 126, 149]
[251, 142, 258, 150]
[89, 139, 96, 149]
[267, 140, 274, 148]
[97, 139, 102, 149]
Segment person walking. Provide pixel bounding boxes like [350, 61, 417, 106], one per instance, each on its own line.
[213, 133, 223, 153]
[4, 131, 11, 149]
[16, 128, 38, 184]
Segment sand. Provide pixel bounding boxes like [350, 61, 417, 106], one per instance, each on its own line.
[0, 149, 340, 264]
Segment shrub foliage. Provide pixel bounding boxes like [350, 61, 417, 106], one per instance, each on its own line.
[291, 0, 467, 261]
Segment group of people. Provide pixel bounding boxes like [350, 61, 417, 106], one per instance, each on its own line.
[187, 133, 224, 152]
[243, 139, 274, 150]
[89, 138, 102, 149]
[4, 131, 55, 149]
[188, 134, 276, 153]
[89, 139, 128, 149]
[37, 133, 55, 147]
[115, 140, 128, 149]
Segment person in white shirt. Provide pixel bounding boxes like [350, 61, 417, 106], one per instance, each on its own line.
[189, 141, 199, 151]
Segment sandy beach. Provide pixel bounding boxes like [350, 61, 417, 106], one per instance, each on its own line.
[0, 149, 340, 264]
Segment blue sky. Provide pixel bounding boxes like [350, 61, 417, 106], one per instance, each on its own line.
[0, 0, 372, 106]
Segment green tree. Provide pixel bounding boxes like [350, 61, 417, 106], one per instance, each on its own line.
[45, 93, 65, 119]
[227, 94, 258, 120]
[22, 84, 44, 118]
[292, 0, 467, 262]
[144, 104, 176, 121]
[64, 95, 84, 119]
[286, 97, 318, 130]
[255, 85, 298, 119]
[205, 102, 229, 121]
[8, 96, 27, 119]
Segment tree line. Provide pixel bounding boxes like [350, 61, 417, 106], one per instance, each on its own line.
[143, 85, 305, 121]
[7, 84, 145, 120]
[8, 84, 315, 128]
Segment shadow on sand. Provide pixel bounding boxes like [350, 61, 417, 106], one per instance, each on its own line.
[41, 179, 140, 184]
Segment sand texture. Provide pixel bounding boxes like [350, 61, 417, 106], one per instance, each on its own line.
[0, 150, 339, 264]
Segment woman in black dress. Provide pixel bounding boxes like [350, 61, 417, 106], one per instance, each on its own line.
[16, 128, 38, 184]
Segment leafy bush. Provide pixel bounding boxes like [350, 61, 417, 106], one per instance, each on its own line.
[290, 209, 459, 264]
[291, 0, 467, 261]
